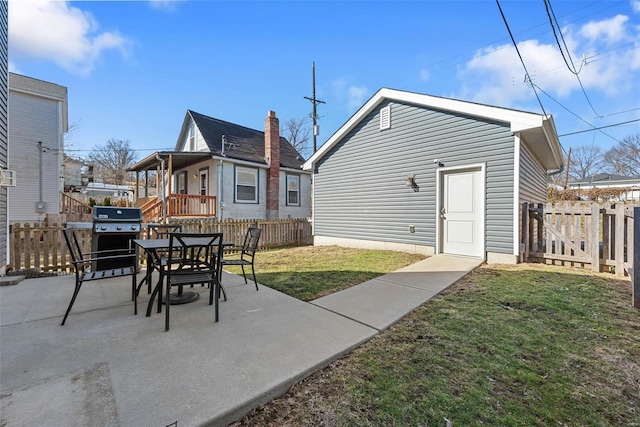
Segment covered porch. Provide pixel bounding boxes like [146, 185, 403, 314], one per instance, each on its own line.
[128, 151, 217, 222]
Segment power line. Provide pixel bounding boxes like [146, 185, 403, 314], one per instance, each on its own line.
[424, 0, 624, 75]
[495, 0, 548, 117]
[558, 118, 640, 136]
[544, 0, 600, 117]
[532, 83, 623, 144]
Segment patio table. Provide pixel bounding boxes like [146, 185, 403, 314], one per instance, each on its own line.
[133, 237, 232, 317]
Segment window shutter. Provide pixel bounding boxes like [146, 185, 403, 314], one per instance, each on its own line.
[380, 106, 391, 130]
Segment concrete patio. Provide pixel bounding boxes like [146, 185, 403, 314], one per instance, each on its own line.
[0, 255, 482, 426]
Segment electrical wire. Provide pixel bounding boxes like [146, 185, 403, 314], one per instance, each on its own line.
[544, 0, 601, 117]
[558, 118, 640, 136]
[496, 0, 548, 117]
[532, 83, 623, 144]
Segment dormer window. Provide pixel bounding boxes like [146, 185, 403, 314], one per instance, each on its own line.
[188, 123, 196, 151]
[380, 105, 391, 130]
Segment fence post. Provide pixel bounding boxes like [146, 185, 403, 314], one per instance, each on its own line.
[615, 204, 625, 276]
[633, 207, 639, 309]
[521, 202, 528, 262]
[591, 203, 600, 272]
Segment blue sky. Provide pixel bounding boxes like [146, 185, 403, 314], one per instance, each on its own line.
[9, 0, 640, 161]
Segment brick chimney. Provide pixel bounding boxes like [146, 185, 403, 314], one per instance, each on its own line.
[265, 110, 280, 219]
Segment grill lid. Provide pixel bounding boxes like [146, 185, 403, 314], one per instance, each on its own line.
[93, 206, 142, 222]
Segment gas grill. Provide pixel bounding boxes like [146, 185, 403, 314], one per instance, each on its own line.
[92, 206, 142, 270]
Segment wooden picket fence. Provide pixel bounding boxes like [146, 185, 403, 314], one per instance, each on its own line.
[523, 201, 640, 308]
[522, 202, 638, 276]
[8, 217, 312, 273]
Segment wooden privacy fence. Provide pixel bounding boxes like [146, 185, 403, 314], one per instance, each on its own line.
[9, 217, 312, 273]
[522, 202, 638, 278]
[165, 217, 313, 250]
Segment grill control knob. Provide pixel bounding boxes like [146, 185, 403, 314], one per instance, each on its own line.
[131, 225, 137, 230]
[100, 226, 107, 231]
[116, 226, 122, 231]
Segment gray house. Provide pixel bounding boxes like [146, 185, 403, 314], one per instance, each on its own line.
[304, 88, 563, 264]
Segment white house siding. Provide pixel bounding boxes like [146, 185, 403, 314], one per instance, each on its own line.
[8, 85, 65, 222]
[313, 100, 515, 256]
[220, 162, 267, 219]
[0, 0, 7, 272]
[279, 170, 311, 219]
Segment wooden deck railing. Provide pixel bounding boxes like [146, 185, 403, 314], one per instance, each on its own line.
[60, 192, 92, 215]
[141, 194, 217, 223]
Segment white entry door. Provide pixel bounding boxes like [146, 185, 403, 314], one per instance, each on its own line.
[441, 167, 484, 258]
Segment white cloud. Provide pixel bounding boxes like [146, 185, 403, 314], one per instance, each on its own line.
[149, 0, 185, 12]
[347, 86, 370, 110]
[579, 15, 629, 44]
[8, 61, 21, 74]
[419, 68, 430, 82]
[632, 0, 640, 13]
[331, 78, 371, 111]
[456, 13, 640, 108]
[9, 0, 131, 75]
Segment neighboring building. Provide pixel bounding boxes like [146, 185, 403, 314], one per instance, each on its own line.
[304, 88, 564, 264]
[0, 0, 7, 274]
[8, 73, 68, 223]
[129, 110, 311, 221]
[567, 173, 640, 201]
[63, 155, 84, 191]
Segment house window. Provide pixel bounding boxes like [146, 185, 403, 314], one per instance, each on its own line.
[235, 166, 258, 203]
[188, 123, 196, 151]
[286, 174, 300, 206]
[176, 171, 187, 194]
[380, 105, 391, 130]
[199, 168, 208, 199]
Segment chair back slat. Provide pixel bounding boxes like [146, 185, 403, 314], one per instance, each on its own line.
[242, 227, 262, 258]
[169, 232, 223, 271]
[148, 224, 182, 240]
[63, 228, 84, 265]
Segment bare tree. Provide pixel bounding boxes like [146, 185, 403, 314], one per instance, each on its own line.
[603, 134, 640, 177]
[568, 145, 604, 180]
[63, 119, 82, 152]
[88, 139, 137, 185]
[283, 117, 311, 159]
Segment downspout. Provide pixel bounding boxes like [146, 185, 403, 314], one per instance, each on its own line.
[217, 135, 227, 220]
[38, 141, 43, 204]
[155, 154, 166, 221]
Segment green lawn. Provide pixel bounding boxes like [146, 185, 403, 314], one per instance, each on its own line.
[233, 261, 640, 426]
[225, 245, 426, 301]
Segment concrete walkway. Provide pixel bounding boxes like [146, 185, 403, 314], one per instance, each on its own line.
[0, 254, 481, 426]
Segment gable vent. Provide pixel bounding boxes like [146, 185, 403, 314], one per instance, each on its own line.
[380, 106, 391, 130]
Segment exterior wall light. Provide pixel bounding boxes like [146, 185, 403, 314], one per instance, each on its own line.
[406, 175, 419, 192]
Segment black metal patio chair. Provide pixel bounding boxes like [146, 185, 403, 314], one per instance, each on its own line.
[138, 224, 183, 296]
[221, 227, 262, 291]
[61, 228, 138, 325]
[162, 232, 224, 331]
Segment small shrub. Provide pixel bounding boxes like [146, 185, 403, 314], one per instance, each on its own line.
[102, 197, 112, 206]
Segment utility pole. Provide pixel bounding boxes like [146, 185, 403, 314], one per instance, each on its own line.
[304, 61, 325, 153]
[563, 147, 572, 190]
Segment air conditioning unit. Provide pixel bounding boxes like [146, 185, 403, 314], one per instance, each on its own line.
[0, 170, 16, 187]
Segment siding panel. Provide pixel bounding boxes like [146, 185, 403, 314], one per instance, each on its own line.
[0, 0, 7, 270]
[314, 101, 515, 255]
